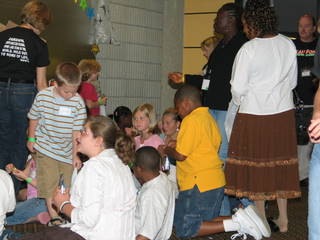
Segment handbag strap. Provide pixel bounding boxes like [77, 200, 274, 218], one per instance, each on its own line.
[293, 89, 304, 110]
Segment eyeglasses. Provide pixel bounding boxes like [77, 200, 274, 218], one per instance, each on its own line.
[80, 128, 89, 136]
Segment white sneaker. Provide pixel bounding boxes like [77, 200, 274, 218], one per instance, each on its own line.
[232, 208, 262, 240]
[244, 205, 271, 238]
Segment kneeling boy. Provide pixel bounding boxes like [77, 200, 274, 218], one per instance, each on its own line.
[162, 85, 271, 240]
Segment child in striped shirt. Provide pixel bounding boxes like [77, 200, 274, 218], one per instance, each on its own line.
[27, 62, 87, 226]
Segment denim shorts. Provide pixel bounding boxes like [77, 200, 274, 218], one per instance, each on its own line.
[174, 185, 224, 238]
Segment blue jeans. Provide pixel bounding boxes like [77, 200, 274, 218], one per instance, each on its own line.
[308, 143, 320, 240]
[0, 82, 36, 193]
[5, 198, 47, 225]
[209, 109, 228, 161]
[174, 186, 224, 238]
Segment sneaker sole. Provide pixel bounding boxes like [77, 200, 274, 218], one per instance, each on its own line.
[245, 205, 271, 237]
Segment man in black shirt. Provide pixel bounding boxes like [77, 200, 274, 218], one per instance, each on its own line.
[293, 14, 317, 182]
[169, 3, 247, 163]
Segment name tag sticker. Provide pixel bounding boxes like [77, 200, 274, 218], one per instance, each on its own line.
[201, 79, 210, 90]
[302, 69, 311, 77]
[58, 107, 72, 116]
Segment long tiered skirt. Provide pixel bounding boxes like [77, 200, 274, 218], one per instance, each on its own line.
[225, 109, 301, 200]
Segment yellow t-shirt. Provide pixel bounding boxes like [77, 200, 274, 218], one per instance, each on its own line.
[176, 107, 225, 192]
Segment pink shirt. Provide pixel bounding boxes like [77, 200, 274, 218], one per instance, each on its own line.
[27, 159, 38, 199]
[79, 82, 100, 116]
[135, 134, 164, 150]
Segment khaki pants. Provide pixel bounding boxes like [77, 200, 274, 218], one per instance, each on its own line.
[36, 151, 73, 199]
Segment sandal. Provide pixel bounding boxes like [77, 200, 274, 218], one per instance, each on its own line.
[47, 217, 65, 227]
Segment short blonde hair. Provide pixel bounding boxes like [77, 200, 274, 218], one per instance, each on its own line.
[200, 35, 221, 50]
[21, 0, 51, 32]
[133, 103, 157, 133]
[78, 59, 101, 82]
[55, 62, 81, 86]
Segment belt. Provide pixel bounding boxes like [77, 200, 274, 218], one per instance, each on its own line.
[0, 78, 33, 84]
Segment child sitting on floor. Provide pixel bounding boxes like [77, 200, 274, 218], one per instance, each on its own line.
[133, 103, 164, 150]
[113, 106, 133, 135]
[5, 155, 50, 225]
[133, 146, 175, 240]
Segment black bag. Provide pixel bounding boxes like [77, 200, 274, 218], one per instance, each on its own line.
[293, 90, 311, 145]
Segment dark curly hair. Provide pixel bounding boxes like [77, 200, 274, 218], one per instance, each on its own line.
[243, 0, 278, 37]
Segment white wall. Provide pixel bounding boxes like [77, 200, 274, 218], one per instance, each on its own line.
[96, 0, 184, 116]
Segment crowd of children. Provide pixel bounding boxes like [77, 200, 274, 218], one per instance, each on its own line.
[0, 57, 274, 240]
[0, 1, 302, 240]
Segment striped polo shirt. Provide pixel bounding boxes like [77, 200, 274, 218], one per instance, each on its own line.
[28, 86, 87, 164]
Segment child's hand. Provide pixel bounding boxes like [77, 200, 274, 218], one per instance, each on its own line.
[27, 141, 36, 153]
[157, 144, 166, 157]
[98, 96, 107, 105]
[124, 127, 133, 136]
[12, 169, 28, 181]
[167, 140, 177, 148]
[5, 163, 15, 174]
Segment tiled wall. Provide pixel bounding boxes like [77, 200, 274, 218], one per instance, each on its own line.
[97, 0, 183, 116]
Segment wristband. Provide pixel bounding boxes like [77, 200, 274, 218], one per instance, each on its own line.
[59, 201, 71, 213]
[98, 98, 104, 105]
[26, 177, 32, 183]
[28, 137, 36, 143]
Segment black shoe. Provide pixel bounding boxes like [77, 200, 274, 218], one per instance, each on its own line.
[300, 178, 309, 187]
[267, 217, 279, 232]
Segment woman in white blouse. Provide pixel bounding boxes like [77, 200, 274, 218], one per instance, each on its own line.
[20, 116, 137, 240]
[224, 0, 300, 234]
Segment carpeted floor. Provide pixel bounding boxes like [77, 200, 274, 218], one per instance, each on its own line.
[7, 185, 308, 240]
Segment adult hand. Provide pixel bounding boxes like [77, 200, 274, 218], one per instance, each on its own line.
[52, 187, 71, 210]
[168, 72, 183, 84]
[308, 119, 320, 143]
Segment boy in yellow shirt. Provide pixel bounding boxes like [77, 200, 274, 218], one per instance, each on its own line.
[161, 85, 270, 239]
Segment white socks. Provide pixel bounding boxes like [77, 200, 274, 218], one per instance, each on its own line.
[223, 219, 240, 232]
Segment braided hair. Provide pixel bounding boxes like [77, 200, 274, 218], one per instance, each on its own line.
[243, 0, 278, 37]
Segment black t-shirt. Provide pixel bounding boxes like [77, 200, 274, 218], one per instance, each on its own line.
[203, 32, 247, 110]
[293, 38, 318, 105]
[0, 27, 49, 83]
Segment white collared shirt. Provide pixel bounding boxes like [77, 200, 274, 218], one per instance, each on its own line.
[135, 172, 175, 240]
[231, 34, 297, 115]
[0, 170, 15, 235]
[70, 149, 136, 240]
